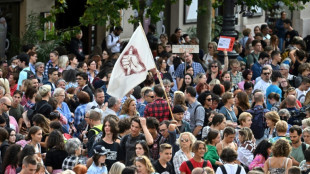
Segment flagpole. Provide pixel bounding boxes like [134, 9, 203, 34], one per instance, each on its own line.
[138, 22, 175, 120]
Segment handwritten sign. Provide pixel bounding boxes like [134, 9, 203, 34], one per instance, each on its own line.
[172, 45, 199, 53]
[217, 36, 235, 52]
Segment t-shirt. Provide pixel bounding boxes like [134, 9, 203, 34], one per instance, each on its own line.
[92, 139, 122, 170]
[45, 149, 68, 170]
[120, 133, 146, 166]
[153, 160, 175, 174]
[179, 158, 212, 174]
[215, 164, 246, 174]
[290, 143, 310, 163]
[266, 84, 282, 110]
[296, 88, 306, 104]
[285, 30, 299, 48]
[9, 104, 24, 123]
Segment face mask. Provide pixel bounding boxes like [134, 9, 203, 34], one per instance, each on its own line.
[11, 65, 16, 69]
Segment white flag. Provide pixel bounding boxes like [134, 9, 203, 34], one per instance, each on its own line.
[107, 24, 156, 99]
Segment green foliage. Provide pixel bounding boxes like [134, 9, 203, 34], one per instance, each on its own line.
[186, 26, 197, 38]
[236, 0, 306, 11]
[212, 16, 223, 39]
[22, 13, 40, 46]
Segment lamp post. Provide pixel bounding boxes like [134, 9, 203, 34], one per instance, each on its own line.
[218, 0, 239, 62]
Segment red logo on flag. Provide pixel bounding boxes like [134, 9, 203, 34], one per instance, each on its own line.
[120, 46, 146, 76]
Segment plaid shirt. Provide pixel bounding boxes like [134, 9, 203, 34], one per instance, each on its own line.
[144, 98, 170, 122]
[44, 60, 59, 79]
[175, 62, 205, 78]
[62, 155, 85, 171]
[229, 71, 243, 85]
[74, 104, 87, 128]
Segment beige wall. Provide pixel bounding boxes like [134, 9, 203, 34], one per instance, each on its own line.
[293, 2, 310, 37]
[20, 0, 54, 37]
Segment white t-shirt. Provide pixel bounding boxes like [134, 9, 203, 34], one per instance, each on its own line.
[216, 164, 246, 174]
[253, 79, 271, 96]
[296, 88, 306, 104]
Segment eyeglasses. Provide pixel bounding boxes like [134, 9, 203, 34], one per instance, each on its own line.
[206, 98, 212, 101]
[148, 95, 155, 98]
[181, 138, 189, 143]
[263, 73, 270, 75]
[211, 66, 218, 68]
[3, 103, 11, 109]
[76, 78, 83, 80]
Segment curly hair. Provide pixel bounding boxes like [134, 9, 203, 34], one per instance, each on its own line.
[253, 140, 272, 161]
[47, 130, 65, 150]
[134, 155, 155, 173]
[120, 98, 136, 115]
[272, 139, 291, 157]
[1, 144, 21, 174]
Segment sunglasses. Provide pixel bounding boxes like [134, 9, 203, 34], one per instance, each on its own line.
[211, 66, 218, 68]
[206, 98, 212, 101]
[263, 73, 270, 75]
[148, 95, 155, 98]
[3, 103, 11, 109]
[181, 138, 189, 143]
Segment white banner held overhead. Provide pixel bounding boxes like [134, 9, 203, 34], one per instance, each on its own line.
[107, 24, 156, 99]
[172, 45, 199, 53]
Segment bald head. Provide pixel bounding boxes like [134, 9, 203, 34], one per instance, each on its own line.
[0, 97, 11, 104]
[0, 97, 11, 112]
[254, 92, 264, 103]
[286, 95, 296, 107]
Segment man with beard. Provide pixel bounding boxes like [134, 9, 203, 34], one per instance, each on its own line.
[86, 88, 106, 120]
[289, 125, 309, 166]
[106, 26, 123, 53]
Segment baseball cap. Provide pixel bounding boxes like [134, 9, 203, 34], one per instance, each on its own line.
[173, 105, 185, 113]
[93, 145, 110, 156]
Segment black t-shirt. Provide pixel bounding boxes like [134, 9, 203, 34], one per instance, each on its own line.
[34, 100, 53, 119]
[285, 30, 299, 48]
[153, 160, 175, 174]
[45, 148, 68, 170]
[92, 139, 122, 171]
[120, 133, 145, 166]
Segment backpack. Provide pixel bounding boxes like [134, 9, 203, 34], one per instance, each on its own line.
[219, 165, 242, 174]
[101, 34, 113, 51]
[247, 106, 268, 139]
[186, 160, 208, 171]
[23, 69, 35, 79]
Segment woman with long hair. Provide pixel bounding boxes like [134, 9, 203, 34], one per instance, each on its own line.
[2, 144, 21, 174]
[45, 130, 68, 174]
[134, 140, 151, 159]
[109, 162, 125, 174]
[25, 126, 43, 155]
[249, 139, 272, 170]
[91, 55, 102, 72]
[32, 114, 50, 153]
[155, 57, 173, 85]
[204, 130, 223, 169]
[237, 128, 255, 168]
[233, 91, 250, 119]
[216, 127, 238, 156]
[134, 155, 156, 174]
[173, 132, 196, 174]
[179, 73, 194, 92]
[264, 139, 292, 173]
[7, 128, 16, 145]
[89, 115, 121, 170]
[119, 98, 139, 119]
[270, 35, 280, 51]
[87, 145, 109, 174]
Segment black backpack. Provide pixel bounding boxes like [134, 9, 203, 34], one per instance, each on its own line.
[219, 165, 242, 174]
[186, 160, 208, 171]
[23, 69, 35, 79]
[247, 106, 268, 139]
[101, 34, 113, 51]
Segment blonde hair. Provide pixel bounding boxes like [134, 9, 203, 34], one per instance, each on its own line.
[265, 111, 280, 125]
[302, 118, 310, 127]
[58, 55, 69, 69]
[275, 120, 288, 133]
[176, 132, 196, 147]
[209, 79, 221, 86]
[238, 127, 253, 142]
[0, 78, 10, 95]
[109, 162, 125, 174]
[134, 155, 155, 173]
[239, 112, 252, 126]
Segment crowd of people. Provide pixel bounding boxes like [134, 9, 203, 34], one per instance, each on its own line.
[0, 11, 310, 174]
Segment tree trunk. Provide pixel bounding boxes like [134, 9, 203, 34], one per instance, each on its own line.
[197, 0, 212, 52]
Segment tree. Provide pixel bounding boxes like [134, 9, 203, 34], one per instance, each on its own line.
[196, 0, 212, 53]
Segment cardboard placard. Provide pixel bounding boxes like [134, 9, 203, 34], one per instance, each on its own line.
[172, 45, 199, 53]
[217, 36, 235, 52]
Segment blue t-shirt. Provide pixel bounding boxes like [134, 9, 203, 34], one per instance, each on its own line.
[266, 84, 282, 110]
[219, 106, 237, 122]
[87, 162, 108, 174]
